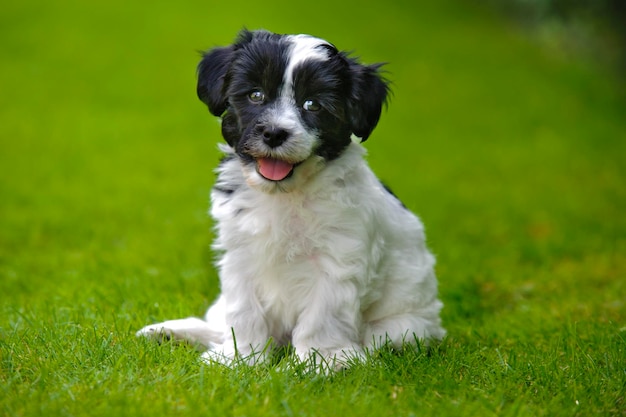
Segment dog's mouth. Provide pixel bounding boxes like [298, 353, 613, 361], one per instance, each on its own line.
[256, 157, 299, 181]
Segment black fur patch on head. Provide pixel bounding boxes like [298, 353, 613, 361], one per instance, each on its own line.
[291, 52, 353, 160]
[197, 29, 390, 163]
[198, 30, 291, 151]
[344, 58, 390, 141]
[225, 31, 289, 103]
[197, 46, 236, 117]
[224, 34, 290, 155]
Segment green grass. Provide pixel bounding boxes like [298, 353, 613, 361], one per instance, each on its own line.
[1, 0, 625, 416]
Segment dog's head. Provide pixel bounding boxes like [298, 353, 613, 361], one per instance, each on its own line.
[197, 29, 389, 193]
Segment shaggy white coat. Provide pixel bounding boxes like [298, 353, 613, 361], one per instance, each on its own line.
[138, 141, 445, 368]
[137, 31, 445, 370]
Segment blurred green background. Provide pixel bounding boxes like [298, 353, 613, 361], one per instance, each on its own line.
[2, 0, 626, 335]
[1, 0, 625, 414]
[2, 0, 625, 340]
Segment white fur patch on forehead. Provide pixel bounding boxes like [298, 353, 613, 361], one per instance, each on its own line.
[283, 34, 332, 93]
[287, 34, 332, 64]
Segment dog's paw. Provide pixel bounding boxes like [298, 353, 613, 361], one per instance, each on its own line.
[200, 343, 269, 367]
[135, 317, 220, 349]
[200, 346, 236, 367]
[136, 322, 174, 343]
[297, 346, 365, 373]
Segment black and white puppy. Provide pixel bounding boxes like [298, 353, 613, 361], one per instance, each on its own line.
[138, 29, 445, 369]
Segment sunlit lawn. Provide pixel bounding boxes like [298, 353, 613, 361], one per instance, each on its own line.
[1, 0, 625, 416]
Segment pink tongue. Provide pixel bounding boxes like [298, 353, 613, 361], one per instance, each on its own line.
[257, 158, 294, 181]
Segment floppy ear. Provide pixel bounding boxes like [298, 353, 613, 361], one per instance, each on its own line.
[346, 60, 390, 141]
[197, 46, 237, 117]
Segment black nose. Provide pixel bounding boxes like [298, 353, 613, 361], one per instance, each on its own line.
[262, 127, 289, 148]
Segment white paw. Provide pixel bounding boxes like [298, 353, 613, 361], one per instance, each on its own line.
[297, 346, 365, 372]
[200, 347, 236, 367]
[136, 323, 173, 342]
[200, 343, 270, 367]
[135, 317, 221, 349]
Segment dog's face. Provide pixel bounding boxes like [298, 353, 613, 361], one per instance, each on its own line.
[197, 29, 389, 193]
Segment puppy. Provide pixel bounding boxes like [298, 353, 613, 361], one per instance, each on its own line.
[137, 29, 445, 370]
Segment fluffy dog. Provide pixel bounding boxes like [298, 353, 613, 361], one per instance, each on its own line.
[137, 29, 445, 370]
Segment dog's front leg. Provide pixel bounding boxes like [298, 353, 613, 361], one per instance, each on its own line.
[203, 302, 271, 366]
[292, 279, 364, 370]
[136, 317, 222, 350]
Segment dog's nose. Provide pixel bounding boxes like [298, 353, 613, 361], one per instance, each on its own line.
[262, 127, 289, 148]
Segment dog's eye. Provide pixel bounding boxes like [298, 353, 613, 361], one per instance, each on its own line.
[249, 90, 266, 104]
[303, 99, 321, 112]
